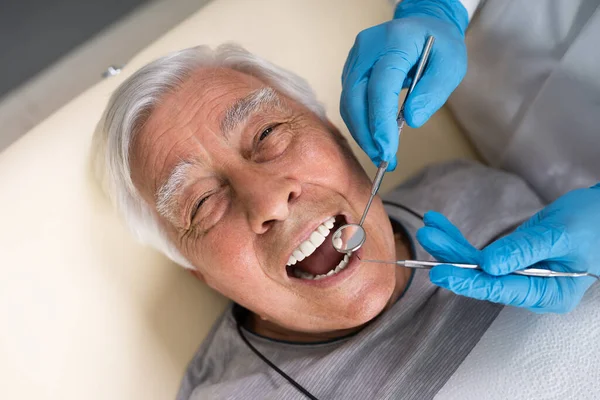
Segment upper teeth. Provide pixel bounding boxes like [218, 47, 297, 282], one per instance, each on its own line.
[287, 217, 335, 266]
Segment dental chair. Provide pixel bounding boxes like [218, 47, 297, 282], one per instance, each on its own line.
[1, 1, 598, 399]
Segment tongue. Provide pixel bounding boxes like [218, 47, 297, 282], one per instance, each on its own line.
[295, 240, 345, 276]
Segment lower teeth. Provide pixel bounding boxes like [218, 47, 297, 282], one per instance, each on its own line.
[293, 254, 350, 280]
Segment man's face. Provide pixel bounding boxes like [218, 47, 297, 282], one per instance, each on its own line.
[130, 67, 396, 333]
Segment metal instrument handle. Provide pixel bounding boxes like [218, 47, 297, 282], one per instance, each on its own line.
[359, 161, 389, 226]
[396, 36, 435, 131]
[402, 260, 478, 269]
[360, 259, 600, 279]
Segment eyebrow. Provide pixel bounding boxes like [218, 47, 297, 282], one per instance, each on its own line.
[155, 88, 283, 222]
[220, 87, 282, 137]
[156, 160, 193, 223]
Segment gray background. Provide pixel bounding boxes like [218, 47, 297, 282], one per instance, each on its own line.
[0, 0, 150, 97]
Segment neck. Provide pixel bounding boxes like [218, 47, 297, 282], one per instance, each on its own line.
[248, 228, 413, 343]
[247, 316, 364, 343]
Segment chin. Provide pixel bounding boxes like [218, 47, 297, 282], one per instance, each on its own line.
[318, 277, 396, 332]
[350, 287, 395, 326]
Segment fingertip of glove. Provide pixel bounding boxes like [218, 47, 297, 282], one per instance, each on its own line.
[386, 156, 397, 171]
[416, 226, 454, 253]
[405, 110, 428, 128]
[415, 228, 454, 260]
[422, 210, 445, 226]
[373, 133, 399, 163]
[415, 226, 435, 247]
[404, 97, 433, 127]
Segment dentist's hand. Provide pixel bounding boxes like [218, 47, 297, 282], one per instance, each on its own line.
[341, 0, 469, 170]
[417, 184, 600, 313]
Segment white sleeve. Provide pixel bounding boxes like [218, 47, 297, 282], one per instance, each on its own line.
[458, 0, 482, 20]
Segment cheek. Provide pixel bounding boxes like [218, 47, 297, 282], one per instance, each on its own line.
[369, 198, 396, 254]
[188, 221, 266, 299]
[293, 131, 365, 191]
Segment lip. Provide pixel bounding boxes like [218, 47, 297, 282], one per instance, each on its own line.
[288, 247, 363, 287]
[283, 212, 355, 269]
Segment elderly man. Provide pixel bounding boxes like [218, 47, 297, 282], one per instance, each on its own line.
[93, 44, 543, 399]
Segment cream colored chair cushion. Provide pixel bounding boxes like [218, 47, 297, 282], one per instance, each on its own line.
[0, 0, 476, 398]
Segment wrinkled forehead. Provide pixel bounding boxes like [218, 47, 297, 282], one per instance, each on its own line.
[129, 67, 288, 202]
[143, 67, 273, 141]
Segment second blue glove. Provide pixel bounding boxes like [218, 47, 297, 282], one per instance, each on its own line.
[416, 201, 599, 314]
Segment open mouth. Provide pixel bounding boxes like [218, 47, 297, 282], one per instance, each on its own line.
[285, 215, 350, 280]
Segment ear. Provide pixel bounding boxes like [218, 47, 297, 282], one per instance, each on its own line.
[189, 268, 206, 282]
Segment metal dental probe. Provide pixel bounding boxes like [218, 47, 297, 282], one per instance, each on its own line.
[358, 257, 600, 279]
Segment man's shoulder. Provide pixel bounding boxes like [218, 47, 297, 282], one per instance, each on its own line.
[176, 303, 239, 400]
[387, 159, 529, 192]
[384, 159, 544, 248]
[385, 159, 542, 204]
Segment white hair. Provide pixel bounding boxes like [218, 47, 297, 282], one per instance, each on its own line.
[92, 43, 326, 269]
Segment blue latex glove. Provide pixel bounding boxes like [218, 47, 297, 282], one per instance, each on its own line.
[416, 184, 600, 313]
[340, 0, 468, 170]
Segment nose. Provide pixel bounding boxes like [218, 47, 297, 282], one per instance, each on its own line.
[231, 167, 302, 234]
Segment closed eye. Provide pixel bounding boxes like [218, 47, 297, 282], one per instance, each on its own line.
[191, 195, 210, 220]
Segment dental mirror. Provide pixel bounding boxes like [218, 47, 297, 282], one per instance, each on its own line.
[332, 35, 435, 254]
[332, 223, 366, 253]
